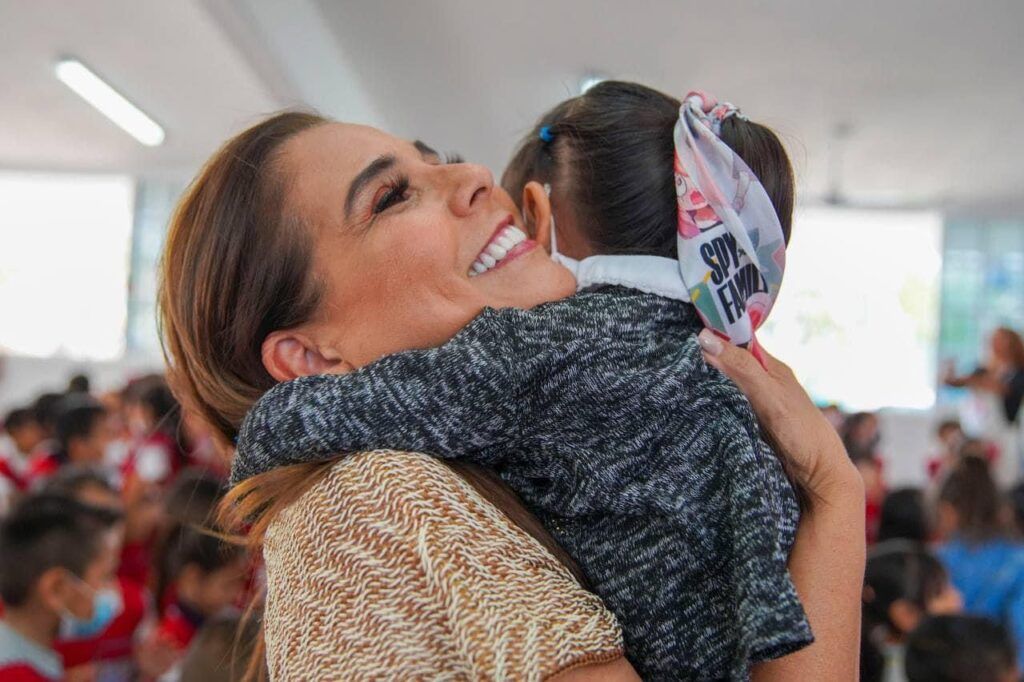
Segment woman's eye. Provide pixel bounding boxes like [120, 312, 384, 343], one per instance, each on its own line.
[444, 153, 464, 165]
[373, 179, 410, 214]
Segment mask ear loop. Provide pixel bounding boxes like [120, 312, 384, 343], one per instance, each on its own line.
[543, 183, 559, 257]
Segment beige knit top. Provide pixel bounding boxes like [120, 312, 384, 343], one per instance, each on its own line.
[262, 450, 624, 681]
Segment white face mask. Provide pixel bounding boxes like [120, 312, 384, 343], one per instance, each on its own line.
[544, 183, 581, 274]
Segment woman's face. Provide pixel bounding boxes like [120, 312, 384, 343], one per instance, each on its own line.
[278, 123, 575, 370]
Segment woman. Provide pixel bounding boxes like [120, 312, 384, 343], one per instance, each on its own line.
[945, 328, 1024, 485]
[159, 111, 864, 680]
[935, 457, 1024, 670]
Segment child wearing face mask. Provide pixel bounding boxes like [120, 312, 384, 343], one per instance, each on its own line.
[233, 81, 808, 680]
[0, 493, 122, 682]
[139, 525, 247, 680]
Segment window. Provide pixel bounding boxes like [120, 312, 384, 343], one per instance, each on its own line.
[758, 207, 943, 410]
[0, 172, 134, 360]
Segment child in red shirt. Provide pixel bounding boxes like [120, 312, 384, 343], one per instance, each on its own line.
[0, 494, 122, 681]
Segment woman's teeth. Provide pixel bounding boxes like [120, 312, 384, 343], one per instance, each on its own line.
[468, 225, 529, 277]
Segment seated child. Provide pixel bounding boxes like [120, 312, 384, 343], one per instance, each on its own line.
[233, 81, 807, 680]
[43, 467, 147, 682]
[178, 613, 261, 682]
[140, 525, 248, 679]
[905, 614, 1018, 682]
[0, 493, 122, 682]
[861, 540, 962, 682]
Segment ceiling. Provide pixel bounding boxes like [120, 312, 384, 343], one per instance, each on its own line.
[1, 0, 1022, 215]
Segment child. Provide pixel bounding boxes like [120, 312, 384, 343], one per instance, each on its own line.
[0, 408, 43, 513]
[905, 614, 1018, 682]
[233, 82, 807, 680]
[178, 613, 260, 682]
[43, 468, 148, 682]
[141, 525, 247, 679]
[935, 457, 1024, 669]
[877, 488, 930, 544]
[27, 400, 113, 485]
[0, 493, 122, 681]
[861, 540, 962, 682]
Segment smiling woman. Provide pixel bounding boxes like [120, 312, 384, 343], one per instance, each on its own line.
[158, 112, 624, 680]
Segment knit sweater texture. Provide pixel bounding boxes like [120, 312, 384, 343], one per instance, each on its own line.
[234, 286, 812, 680]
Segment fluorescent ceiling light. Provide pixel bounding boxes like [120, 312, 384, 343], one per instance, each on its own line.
[55, 58, 165, 146]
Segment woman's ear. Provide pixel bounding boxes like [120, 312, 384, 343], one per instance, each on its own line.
[261, 330, 353, 382]
[521, 181, 554, 252]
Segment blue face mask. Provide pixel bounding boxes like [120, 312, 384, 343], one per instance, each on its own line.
[60, 580, 122, 640]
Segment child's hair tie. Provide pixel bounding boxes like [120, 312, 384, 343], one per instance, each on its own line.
[673, 90, 785, 368]
[539, 125, 556, 143]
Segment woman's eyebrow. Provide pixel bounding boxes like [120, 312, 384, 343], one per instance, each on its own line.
[344, 154, 397, 219]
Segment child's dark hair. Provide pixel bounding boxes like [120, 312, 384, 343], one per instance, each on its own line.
[153, 523, 244, 615]
[501, 80, 794, 258]
[2, 407, 37, 433]
[862, 541, 951, 682]
[43, 465, 118, 500]
[863, 541, 949, 638]
[878, 488, 929, 543]
[55, 399, 107, 453]
[502, 80, 805, 508]
[165, 467, 227, 527]
[0, 493, 122, 606]
[939, 456, 1003, 542]
[906, 615, 1016, 682]
[127, 374, 187, 453]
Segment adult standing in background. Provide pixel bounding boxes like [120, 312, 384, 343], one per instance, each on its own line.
[945, 327, 1024, 485]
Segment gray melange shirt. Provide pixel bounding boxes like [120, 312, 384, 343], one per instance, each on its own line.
[234, 286, 812, 680]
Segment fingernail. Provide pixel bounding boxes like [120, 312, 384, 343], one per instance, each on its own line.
[698, 328, 724, 356]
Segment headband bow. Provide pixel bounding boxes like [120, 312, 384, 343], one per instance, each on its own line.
[674, 90, 785, 365]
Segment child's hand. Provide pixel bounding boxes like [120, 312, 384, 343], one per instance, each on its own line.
[698, 329, 860, 500]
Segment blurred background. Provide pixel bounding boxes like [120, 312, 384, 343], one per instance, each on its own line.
[1, 0, 1022, 488]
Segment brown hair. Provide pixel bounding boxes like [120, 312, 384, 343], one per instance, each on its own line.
[159, 111, 327, 447]
[993, 327, 1024, 370]
[160, 113, 589, 679]
[939, 456, 1004, 543]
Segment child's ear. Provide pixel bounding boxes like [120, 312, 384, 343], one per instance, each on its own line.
[36, 567, 71, 615]
[521, 181, 553, 253]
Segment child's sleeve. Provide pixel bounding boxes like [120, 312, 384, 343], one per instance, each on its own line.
[231, 315, 549, 484]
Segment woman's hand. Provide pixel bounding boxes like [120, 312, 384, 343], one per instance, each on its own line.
[698, 330, 864, 682]
[698, 330, 859, 498]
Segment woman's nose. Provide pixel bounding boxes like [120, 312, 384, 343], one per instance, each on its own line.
[447, 163, 494, 217]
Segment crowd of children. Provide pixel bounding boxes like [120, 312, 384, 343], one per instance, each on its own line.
[5, 369, 1024, 681]
[825, 403, 1024, 682]
[0, 374, 255, 682]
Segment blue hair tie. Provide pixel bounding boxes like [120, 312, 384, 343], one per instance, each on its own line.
[539, 126, 555, 143]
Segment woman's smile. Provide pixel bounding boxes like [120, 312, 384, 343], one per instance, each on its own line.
[468, 214, 536, 277]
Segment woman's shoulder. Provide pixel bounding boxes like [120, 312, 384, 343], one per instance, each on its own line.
[262, 450, 623, 680]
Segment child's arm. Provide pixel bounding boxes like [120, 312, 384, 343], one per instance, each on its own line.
[232, 315, 557, 483]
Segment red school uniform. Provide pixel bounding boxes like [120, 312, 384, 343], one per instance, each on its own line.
[153, 600, 205, 651]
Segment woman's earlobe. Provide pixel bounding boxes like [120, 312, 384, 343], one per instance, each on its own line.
[262, 331, 351, 381]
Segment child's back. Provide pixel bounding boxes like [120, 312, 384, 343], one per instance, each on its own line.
[234, 284, 807, 679]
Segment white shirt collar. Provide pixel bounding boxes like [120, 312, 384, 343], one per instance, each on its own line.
[565, 254, 689, 302]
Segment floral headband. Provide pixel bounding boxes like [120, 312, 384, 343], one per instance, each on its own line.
[674, 90, 786, 365]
